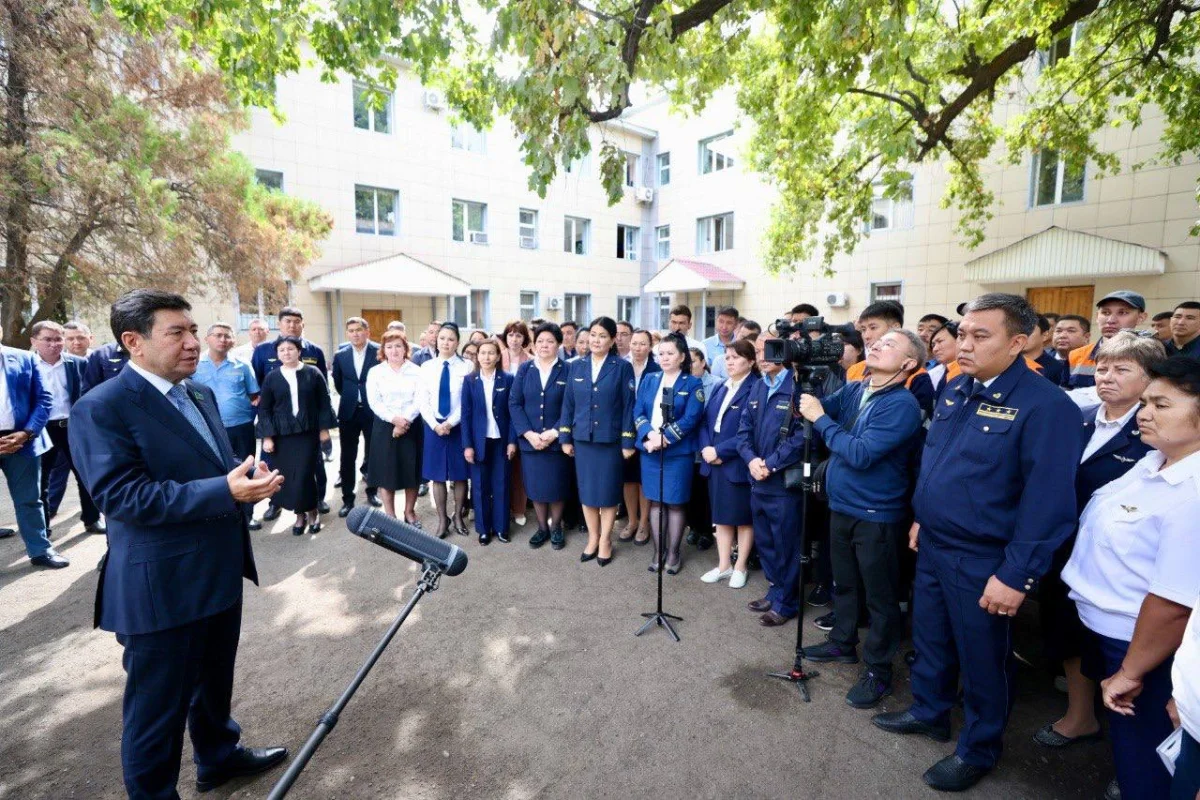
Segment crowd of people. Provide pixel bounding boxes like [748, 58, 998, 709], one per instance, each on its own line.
[2, 288, 1200, 798]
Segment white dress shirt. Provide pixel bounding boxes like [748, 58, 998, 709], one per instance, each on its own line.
[0, 360, 14, 429]
[631, 359, 652, 392]
[535, 358, 555, 389]
[128, 361, 175, 395]
[649, 372, 679, 433]
[589, 356, 606, 383]
[419, 355, 471, 426]
[1172, 596, 1200, 741]
[351, 345, 367, 379]
[713, 376, 746, 433]
[366, 360, 422, 423]
[1063, 449, 1200, 641]
[1080, 404, 1139, 463]
[34, 356, 71, 421]
[480, 372, 501, 439]
[279, 365, 301, 417]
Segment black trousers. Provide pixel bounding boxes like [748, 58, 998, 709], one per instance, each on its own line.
[338, 405, 377, 504]
[828, 510, 906, 681]
[224, 422, 256, 463]
[40, 421, 99, 526]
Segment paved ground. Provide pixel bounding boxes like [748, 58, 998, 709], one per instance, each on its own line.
[1, 451, 1112, 799]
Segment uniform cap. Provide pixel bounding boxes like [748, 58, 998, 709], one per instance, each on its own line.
[1096, 290, 1146, 312]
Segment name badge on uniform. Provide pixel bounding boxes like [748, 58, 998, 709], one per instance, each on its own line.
[775, 403, 789, 411]
[976, 403, 1018, 421]
[303, 357, 318, 364]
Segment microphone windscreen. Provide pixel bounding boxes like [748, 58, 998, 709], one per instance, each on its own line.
[346, 507, 468, 577]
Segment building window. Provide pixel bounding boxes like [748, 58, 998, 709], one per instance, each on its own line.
[870, 282, 904, 304]
[866, 180, 915, 232]
[255, 169, 283, 191]
[449, 295, 469, 327]
[617, 296, 640, 325]
[617, 224, 640, 260]
[355, 185, 399, 236]
[519, 208, 538, 249]
[657, 153, 671, 187]
[655, 225, 671, 260]
[452, 199, 488, 243]
[564, 293, 591, 323]
[656, 296, 672, 329]
[696, 212, 734, 253]
[698, 131, 735, 174]
[1031, 149, 1085, 206]
[352, 82, 391, 133]
[519, 291, 539, 321]
[563, 216, 590, 255]
[450, 123, 486, 153]
[1039, 23, 1080, 69]
[470, 289, 489, 330]
[624, 152, 641, 188]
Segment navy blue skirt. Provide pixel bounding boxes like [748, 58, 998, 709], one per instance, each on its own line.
[641, 452, 695, 505]
[574, 441, 623, 508]
[709, 471, 752, 525]
[422, 420, 469, 482]
[521, 448, 571, 503]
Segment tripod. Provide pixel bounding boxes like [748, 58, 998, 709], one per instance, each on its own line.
[766, 365, 826, 701]
[267, 563, 444, 799]
[635, 384, 682, 641]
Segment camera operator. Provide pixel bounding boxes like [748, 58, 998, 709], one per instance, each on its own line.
[795, 329, 926, 709]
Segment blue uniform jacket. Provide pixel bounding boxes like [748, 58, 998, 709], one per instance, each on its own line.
[251, 337, 328, 386]
[813, 381, 924, 523]
[331, 342, 379, 422]
[633, 372, 706, 458]
[460, 371, 517, 459]
[57, 353, 87, 405]
[698, 375, 760, 483]
[558, 353, 636, 447]
[510, 358, 568, 452]
[81, 342, 129, 395]
[735, 371, 808, 496]
[1, 346, 52, 457]
[1035, 350, 1066, 386]
[69, 367, 256, 635]
[913, 357, 1083, 592]
[1075, 405, 1150, 516]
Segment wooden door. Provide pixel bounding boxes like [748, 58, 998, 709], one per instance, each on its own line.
[1026, 285, 1094, 319]
[361, 309, 400, 338]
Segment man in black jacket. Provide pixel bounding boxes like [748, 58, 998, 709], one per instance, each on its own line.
[332, 317, 381, 516]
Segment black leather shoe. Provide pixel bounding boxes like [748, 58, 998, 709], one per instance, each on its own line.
[248, 519, 263, 531]
[922, 755, 990, 792]
[747, 597, 772, 613]
[550, 525, 565, 550]
[84, 521, 107, 534]
[529, 528, 550, 548]
[0, 527, 15, 539]
[318, 500, 331, 515]
[479, 533, 491, 546]
[262, 505, 282, 521]
[367, 494, 383, 508]
[580, 550, 597, 563]
[196, 745, 288, 793]
[292, 524, 306, 536]
[871, 710, 952, 742]
[30, 551, 69, 569]
[338, 504, 353, 518]
[496, 530, 510, 543]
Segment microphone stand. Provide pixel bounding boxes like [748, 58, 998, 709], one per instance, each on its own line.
[766, 365, 823, 701]
[635, 384, 682, 641]
[267, 563, 444, 799]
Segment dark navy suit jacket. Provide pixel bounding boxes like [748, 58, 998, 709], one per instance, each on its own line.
[735, 371, 807, 496]
[633, 372, 705, 458]
[81, 342, 129, 395]
[70, 367, 257, 635]
[558, 353, 636, 447]
[510, 358, 568, 452]
[62, 353, 86, 405]
[1, 346, 52, 457]
[699, 375, 759, 484]
[251, 337, 327, 385]
[331, 342, 379, 422]
[460, 371, 517, 459]
[1075, 405, 1151, 515]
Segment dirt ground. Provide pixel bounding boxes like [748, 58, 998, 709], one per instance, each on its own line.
[1, 452, 1112, 799]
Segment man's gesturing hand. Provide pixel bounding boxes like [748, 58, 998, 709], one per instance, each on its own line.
[227, 456, 283, 503]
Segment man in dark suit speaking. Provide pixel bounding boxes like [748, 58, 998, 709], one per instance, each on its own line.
[70, 289, 288, 799]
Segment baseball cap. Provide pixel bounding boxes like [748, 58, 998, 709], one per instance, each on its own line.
[955, 302, 969, 316]
[1096, 290, 1146, 312]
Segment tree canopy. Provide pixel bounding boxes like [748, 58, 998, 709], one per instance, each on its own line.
[0, 0, 332, 346]
[99, 0, 1200, 273]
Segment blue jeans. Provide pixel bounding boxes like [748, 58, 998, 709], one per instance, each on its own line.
[1172, 729, 1200, 800]
[0, 451, 52, 558]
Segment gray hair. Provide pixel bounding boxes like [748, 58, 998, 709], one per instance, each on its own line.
[886, 328, 927, 369]
[963, 293, 1038, 337]
[1096, 330, 1166, 375]
[387, 320, 406, 332]
[206, 322, 234, 336]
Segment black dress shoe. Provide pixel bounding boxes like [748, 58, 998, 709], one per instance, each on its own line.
[747, 597, 772, 613]
[196, 745, 288, 793]
[292, 524, 306, 536]
[529, 528, 550, 548]
[550, 525, 565, 550]
[262, 505, 282, 521]
[84, 521, 107, 534]
[922, 755, 990, 792]
[30, 551, 69, 569]
[759, 610, 794, 627]
[338, 504, 353, 518]
[248, 519, 263, 531]
[309, 522, 322, 534]
[495, 530, 510, 543]
[479, 533, 491, 546]
[367, 494, 383, 508]
[318, 500, 331, 515]
[0, 527, 15, 539]
[871, 710, 952, 742]
[580, 550, 597, 563]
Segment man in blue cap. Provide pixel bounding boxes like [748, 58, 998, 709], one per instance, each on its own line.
[1067, 290, 1147, 388]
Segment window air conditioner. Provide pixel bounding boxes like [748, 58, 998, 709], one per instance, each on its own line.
[635, 186, 654, 204]
[519, 236, 538, 249]
[469, 231, 489, 245]
[826, 292, 849, 308]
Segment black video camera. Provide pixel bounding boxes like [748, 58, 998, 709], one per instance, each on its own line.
[763, 316, 854, 367]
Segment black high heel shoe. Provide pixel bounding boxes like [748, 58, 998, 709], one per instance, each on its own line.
[597, 553, 613, 567]
[291, 524, 306, 536]
[453, 516, 469, 536]
[309, 521, 322, 534]
[435, 516, 450, 539]
[580, 550, 597, 563]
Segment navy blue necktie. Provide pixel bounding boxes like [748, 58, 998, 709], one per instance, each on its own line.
[438, 360, 451, 419]
[168, 383, 220, 459]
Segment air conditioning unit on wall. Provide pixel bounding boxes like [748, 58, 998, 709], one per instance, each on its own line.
[423, 89, 446, 110]
[634, 186, 654, 204]
[546, 297, 562, 310]
[826, 291, 850, 308]
[469, 231, 489, 245]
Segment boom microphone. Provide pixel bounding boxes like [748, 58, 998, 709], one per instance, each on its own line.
[346, 507, 468, 576]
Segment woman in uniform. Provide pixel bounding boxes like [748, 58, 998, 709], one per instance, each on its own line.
[559, 316, 636, 565]
[501, 320, 532, 526]
[510, 322, 571, 549]
[461, 340, 516, 545]
[419, 322, 473, 538]
[620, 328, 659, 544]
[365, 330, 424, 525]
[634, 332, 706, 574]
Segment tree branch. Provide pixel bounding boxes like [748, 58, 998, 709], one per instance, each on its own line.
[670, 0, 737, 40]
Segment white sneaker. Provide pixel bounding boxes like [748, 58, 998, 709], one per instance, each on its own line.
[728, 570, 748, 589]
[701, 567, 734, 584]
[514, 515, 526, 526]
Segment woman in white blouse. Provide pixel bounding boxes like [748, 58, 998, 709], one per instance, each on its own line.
[366, 330, 424, 524]
[419, 322, 473, 538]
[1063, 356, 1200, 800]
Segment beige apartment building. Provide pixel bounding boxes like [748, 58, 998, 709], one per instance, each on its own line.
[179, 63, 1199, 354]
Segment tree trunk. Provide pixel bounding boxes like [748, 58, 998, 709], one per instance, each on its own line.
[1, 0, 34, 348]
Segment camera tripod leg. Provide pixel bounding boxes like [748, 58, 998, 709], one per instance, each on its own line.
[636, 611, 682, 641]
[767, 665, 820, 702]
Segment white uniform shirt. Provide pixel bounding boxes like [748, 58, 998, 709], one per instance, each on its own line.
[1172, 596, 1200, 741]
[0, 360, 14, 429]
[589, 356, 606, 384]
[535, 358, 555, 390]
[1063, 449, 1200, 641]
[419, 356, 471, 426]
[33, 356, 71, 421]
[480, 372, 501, 439]
[1080, 404, 1139, 463]
[649, 372, 679, 433]
[279, 365, 301, 417]
[713, 376, 746, 433]
[351, 345, 368, 379]
[366, 361, 422, 423]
